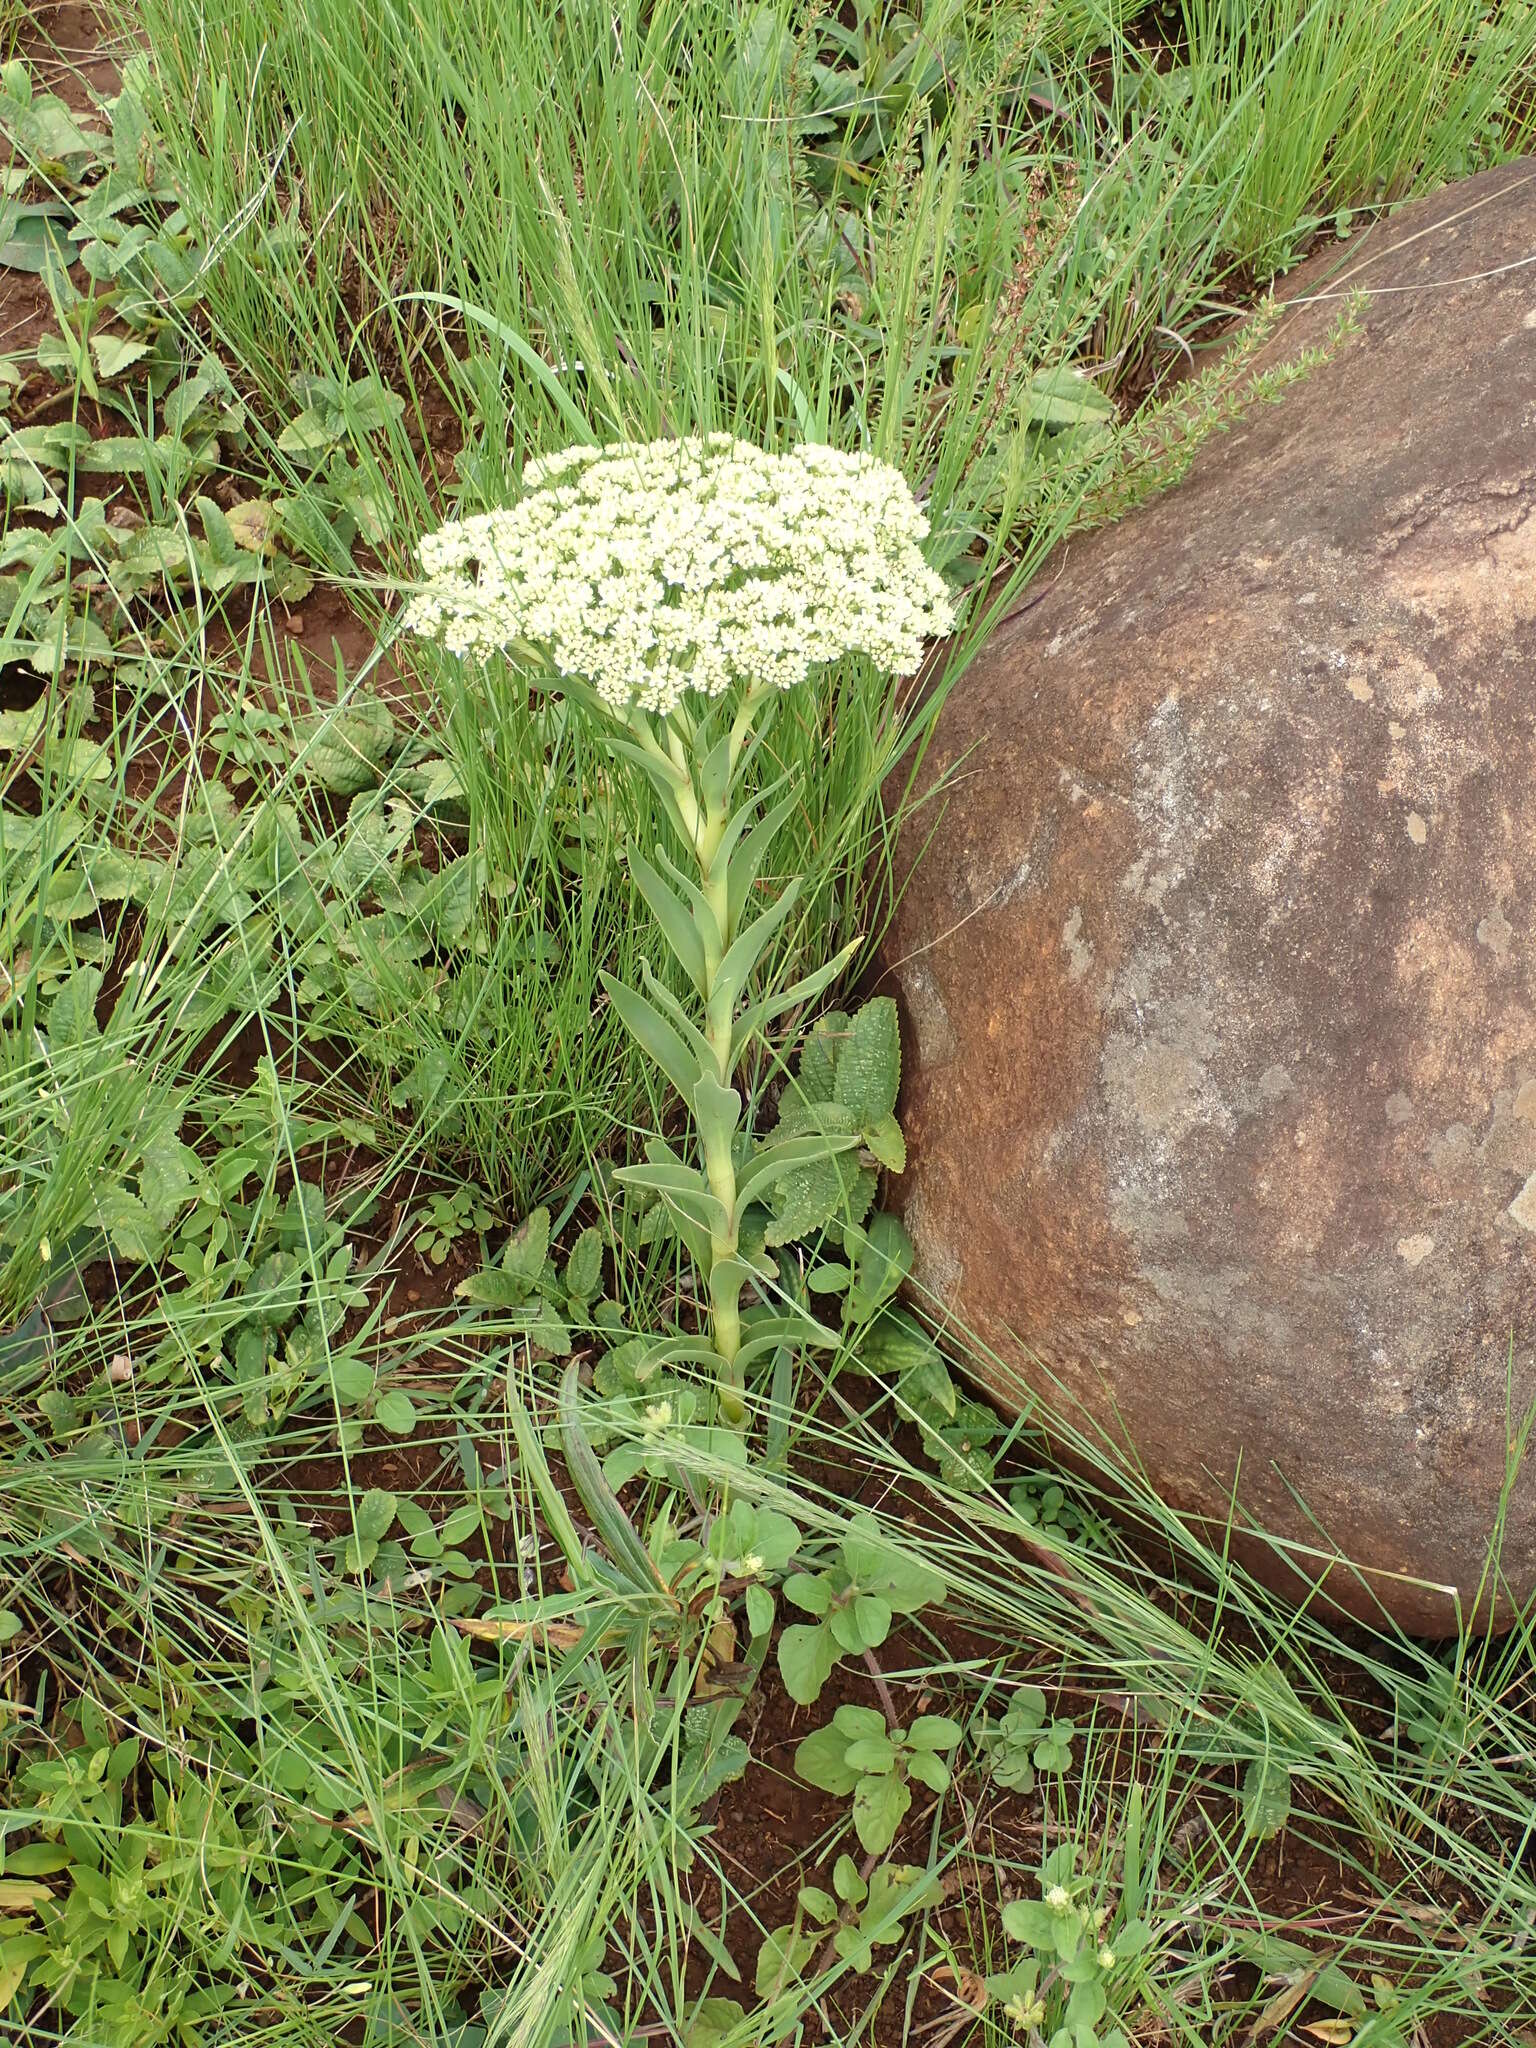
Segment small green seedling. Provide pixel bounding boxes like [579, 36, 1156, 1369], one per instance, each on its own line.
[414, 1184, 497, 1265]
[975, 1686, 1077, 1793]
[709, 1499, 801, 1641]
[795, 1702, 962, 1854]
[649, 1496, 803, 1640]
[1396, 1662, 1470, 1767]
[989, 1844, 1151, 2048]
[755, 1856, 942, 1993]
[1009, 1475, 1108, 1550]
[777, 1512, 945, 1705]
[454, 1206, 603, 1353]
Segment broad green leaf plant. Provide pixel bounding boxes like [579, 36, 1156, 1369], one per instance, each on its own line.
[404, 435, 953, 1421]
[991, 1844, 1154, 2048]
[756, 1857, 942, 1996]
[976, 1685, 1078, 1793]
[794, 1702, 962, 1856]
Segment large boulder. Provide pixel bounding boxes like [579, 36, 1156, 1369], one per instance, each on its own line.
[884, 161, 1536, 1631]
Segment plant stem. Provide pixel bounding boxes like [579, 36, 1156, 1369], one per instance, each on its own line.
[862, 1645, 901, 1732]
[627, 684, 780, 1424]
[686, 706, 763, 1422]
[699, 811, 744, 1418]
[699, 1054, 745, 1422]
[809, 1846, 882, 1981]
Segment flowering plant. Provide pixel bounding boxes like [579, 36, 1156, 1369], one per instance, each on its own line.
[406, 434, 953, 1421]
[987, 1845, 1152, 2048]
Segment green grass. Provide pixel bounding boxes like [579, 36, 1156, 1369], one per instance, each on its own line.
[4, 2, 1536, 2044]
[113, 0, 1536, 1197]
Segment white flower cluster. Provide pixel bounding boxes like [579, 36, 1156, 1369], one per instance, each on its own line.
[402, 434, 954, 715]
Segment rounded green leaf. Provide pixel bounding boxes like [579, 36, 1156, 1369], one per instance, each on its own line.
[794, 1721, 859, 1795]
[752, 1507, 801, 1571]
[832, 1703, 887, 1741]
[1034, 1720, 1076, 1774]
[852, 1771, 910, 1855]
[778, 1621, 838, 1706]
[374, 1389, 417, 1436]
[440, 1503, 482, 1547]
[852, 1593, 892, 1647]
[992, 1753, 1036, 1793]
[1001, 1899, 1058, 1949]
[907, 1715, 962, 1750]
[329, 1353, 375, 1403]
[1065, 1979, 1107, 2031]
[832, 1927, 875, 1973]
[843, 1735, 897, 1774]
[1112, 1918, 1152, 1959]
[906, 1749, 951, 1793]
[754, 1925, 816, 2001]
[354, 1487, 397, 1541]
[781, 1571, 831, 1617]
[829, 1602, 868, 1654]
[744, 1583, 774, 1639]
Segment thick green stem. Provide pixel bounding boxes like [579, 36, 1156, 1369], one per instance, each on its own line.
[699, 835, 730, 989]
[699, 1034, 746, 1421]
[632, 686, 779, 1425]
[697, 786, 744, 1419]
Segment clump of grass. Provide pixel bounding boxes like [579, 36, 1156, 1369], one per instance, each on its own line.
[114, 0, 1536, 1196]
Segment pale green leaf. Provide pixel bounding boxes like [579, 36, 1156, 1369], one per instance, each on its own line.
[354, 1487, 397, 1541]
[277, 407, 337, 458]
[45, 965, 102, 1045]
[793, 1721, 859, 1795]
[1241, 1754, 1293, 1842]
[298, 692, 395, 795]
[138, 1132, 198, 1228]
[95, 1188, 163, 1264]
[374, 1389, 418, 1437]
[0, 695, 53, 753]
[600, 970, 703, 1104]
[852, 1771, 909, 1855]
[563, 1225, 603, 1304]
[777, 1620, 837, 1706]
[225, 498, 277, 554]
[627, 845, 707, 994]
[864, 1111, 906, 1172]
[1019, 365, 1117, 431]
[835, 996, 901, 1126]
[754, 1924, 817, 2001]
[744, 1583, 774, 1638]
[90, 331, 150, 381]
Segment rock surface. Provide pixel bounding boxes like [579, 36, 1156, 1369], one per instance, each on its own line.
[883, 161, 1536, 1631]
